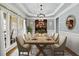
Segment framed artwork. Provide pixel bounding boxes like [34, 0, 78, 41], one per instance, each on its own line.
[35, 19, 47, 33]
[66, 15, 76, 29]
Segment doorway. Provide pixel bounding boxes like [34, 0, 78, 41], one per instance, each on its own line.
[56, 17, 59, 33]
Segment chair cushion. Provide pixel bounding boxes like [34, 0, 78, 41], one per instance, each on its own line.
[23, 44, 30, 48]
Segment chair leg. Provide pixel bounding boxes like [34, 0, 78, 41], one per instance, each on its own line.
[31, 49, 33, 55]
[54, 51, 64, 56]
[27, 51, 29, 56]
[19, 52, 20, 56]
[63, 51, 64, 55]
[50, 47, 53, 56]
[54, 50, 56, 56]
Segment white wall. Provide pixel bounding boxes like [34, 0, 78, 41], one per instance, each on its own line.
[59, 4, 79, 55]
[47, 19, 55, 35]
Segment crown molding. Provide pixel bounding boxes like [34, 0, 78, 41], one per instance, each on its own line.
[0, 4, 26, 18]
[46, 3, 64, 16]
[16, 4, 36, 17]
[55, 3, 78, 18]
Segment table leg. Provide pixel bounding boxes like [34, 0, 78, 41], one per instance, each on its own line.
[36, 44, 47, 56]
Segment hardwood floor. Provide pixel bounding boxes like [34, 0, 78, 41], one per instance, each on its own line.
[6, 45, 78, 56]
[6, 46, 17, 56]
[65, 47, 78, 56]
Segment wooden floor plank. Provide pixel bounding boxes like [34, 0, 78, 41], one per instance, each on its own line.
[6, 46, 17, 56]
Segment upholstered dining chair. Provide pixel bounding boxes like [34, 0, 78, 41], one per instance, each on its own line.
[53, 33, 59, 44]
[50, 33, 59, 45]
[34, 33, 39, 37]
[27, 32, 32, 39]
[53, 36, 67, 56]
[24, 33, 29, 40]
[50, 33, 55, 39]
[16, 35, 31, 56]
[41, 33, 48, 37]
[50, 33, 59, 53]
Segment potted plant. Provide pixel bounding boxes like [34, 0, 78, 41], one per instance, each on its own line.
[27, 26, 32, 33]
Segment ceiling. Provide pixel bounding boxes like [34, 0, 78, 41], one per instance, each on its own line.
[22, 3, 60, 16]
[0, 3, 74, 19]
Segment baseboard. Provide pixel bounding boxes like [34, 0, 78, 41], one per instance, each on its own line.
[65, 47, 78, 56]
[6, 46, 17, 56]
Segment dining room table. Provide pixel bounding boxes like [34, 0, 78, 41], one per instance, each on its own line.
[24, 34, 56, 56]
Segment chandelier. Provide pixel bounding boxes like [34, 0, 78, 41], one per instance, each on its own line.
[37, 4, 45, 18]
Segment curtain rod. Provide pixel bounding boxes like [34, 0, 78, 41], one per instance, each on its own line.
[0, 4, 24, 19]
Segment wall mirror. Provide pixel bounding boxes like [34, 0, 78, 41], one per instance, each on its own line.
[66, 15, 76, 30]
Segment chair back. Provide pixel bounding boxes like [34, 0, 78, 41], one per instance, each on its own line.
[54, 33, 59, 41]
[51, 33, 55, 38]
[59, 36, 67, 50]
[28, 32, 32, 39]
[16, 36, 24, 47]
[24, 33, 29, 40]
[42, 33, 48, 37]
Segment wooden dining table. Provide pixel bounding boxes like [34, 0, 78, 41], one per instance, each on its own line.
[25, 36, 56, 56]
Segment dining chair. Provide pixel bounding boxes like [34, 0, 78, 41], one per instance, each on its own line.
[50, 33, 59, 54]
[53, 36, 67, 56]
[27, 32, 32, 39]
[50, 33, 55, 39]
[42, 33, 48, 37]
[16, 35, 31, 56]
[50, 33, 59, 45]
[34, 33, 39, 37]
[24, 33, 29, 40]
[54, 33, 59, 40]
[41, 33, 54, 50]
[53, 33, 59, 44]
